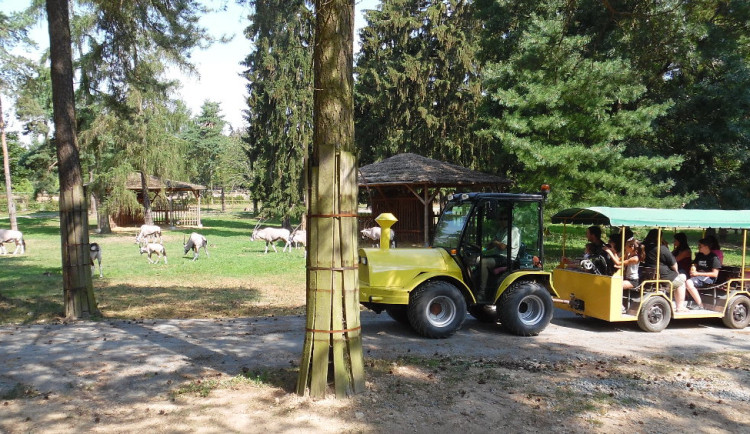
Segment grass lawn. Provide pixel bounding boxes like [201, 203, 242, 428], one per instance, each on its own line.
[0, 211, 308, 324]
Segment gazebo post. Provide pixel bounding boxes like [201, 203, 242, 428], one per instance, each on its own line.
[423, 186, 429, 246]
[195, 190, 202, 227]
[404, 184, 439, 247]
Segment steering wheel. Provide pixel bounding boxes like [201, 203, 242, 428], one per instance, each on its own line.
[460, 243, 482, 265]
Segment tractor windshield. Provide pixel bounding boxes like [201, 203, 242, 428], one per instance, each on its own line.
[433, 201, 473, 249]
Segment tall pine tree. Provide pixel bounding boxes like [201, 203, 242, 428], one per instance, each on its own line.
[183, 100, 231, 190]
[475, 0, 690, 210]
[355, 0, 485, 168]
[242, 0, 313, 224]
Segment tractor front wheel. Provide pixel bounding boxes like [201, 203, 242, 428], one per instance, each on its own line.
[408, 281, 467, 338]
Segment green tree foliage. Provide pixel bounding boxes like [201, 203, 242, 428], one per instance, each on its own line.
[475, 0, 690, 210]
[216, 129, 250, 192]
[0, 132, 34, 194]
[18, 138, 59, 197]
[68, 0, 212, 225]
[1, 7, 36, 229]
[73, 0, 211, 107]
[0, 8, 35, 92]
[14, 58, 53, 140]
[182, 100, 231, 190]
[80, 90, 191, 224]
[354, 0, 485, 168]
[242, 0, 313, 223]
[637, 0, 750, 209]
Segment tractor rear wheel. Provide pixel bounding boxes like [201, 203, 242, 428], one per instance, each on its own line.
[497, 281, 553, 336]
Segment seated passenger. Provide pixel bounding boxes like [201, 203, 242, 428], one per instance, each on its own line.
[672, 232, 692, 275]
[586, 225, 606, 255]
[603, 235, 627, 275]
[705, 235, 724, 266]
[562, 242, 592, 267]
[606, 238, 641, 289]
[480, 222, 520, 290]
[684, 238, 721, 310]
[642, 229, 688, 310]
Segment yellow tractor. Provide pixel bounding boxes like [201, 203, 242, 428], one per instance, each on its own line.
[359, 188, 559, 338]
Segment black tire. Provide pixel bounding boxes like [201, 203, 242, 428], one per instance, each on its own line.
[722, 295, 750, 329]
[637, 296, 672, 332]
[408, 281, 467, 338]
[469, 304, 499, 323]
[385, 306, 411, 325]
[497, 281, 553, 336]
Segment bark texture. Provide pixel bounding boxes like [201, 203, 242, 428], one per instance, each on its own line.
[47, 0, 98, 318]
[297, 0, 364, 398]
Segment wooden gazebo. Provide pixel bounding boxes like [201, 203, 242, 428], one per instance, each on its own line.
[358, 153, 511, 246]
[113, 174, 206, 227]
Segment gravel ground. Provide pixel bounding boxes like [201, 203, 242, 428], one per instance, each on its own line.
[1, 309, 749, 433]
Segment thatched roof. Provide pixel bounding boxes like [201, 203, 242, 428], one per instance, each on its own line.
[125, 173, 205, 192]
[358, 153, 511, 188]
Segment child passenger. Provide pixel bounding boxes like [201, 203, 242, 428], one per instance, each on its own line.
[605, 238, 641, 289]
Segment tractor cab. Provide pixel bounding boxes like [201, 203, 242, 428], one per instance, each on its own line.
[433, 192, 545, 301]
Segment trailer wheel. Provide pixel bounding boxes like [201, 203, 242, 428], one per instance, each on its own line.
[497, 281, 553, 336]
[469, 304, 499, 323]
[722, 295, 750, 329]
[637, 296, 671, 332]
[385, 306, 410, 325]
[408, 281, 466, 338]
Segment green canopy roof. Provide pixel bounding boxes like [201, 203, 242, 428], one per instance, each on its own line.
[551, 207, 750, 230]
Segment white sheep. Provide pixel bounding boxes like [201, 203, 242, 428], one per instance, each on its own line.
[90, 243, 102, 277]
[183, 232, 209, 261]
[251, 227, 291, 254]
[135, 224, 162, 245]
[0, 229, 26, 255]
[360, 227, 396, 248]
[139, 243, 168, 264]
[284, 229, 306, 252]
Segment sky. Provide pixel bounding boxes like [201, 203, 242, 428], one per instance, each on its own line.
[1, 0, 380, 134]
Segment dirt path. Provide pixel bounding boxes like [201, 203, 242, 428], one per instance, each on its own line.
[2, 310, 749, 433]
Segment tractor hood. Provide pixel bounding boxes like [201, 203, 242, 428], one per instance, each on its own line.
[358, 247, 464, 291]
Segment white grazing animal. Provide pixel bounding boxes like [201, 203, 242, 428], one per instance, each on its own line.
[360, 227, 396, 248]
[135, 224, 162, 245]
[251, 227, 291, 254]
[0, 229, 26, 255]
[284, 229, 306, 252]
[139, 243, 168, 264]
[90, 243, 102, 277]
[183, 232, 209, 261]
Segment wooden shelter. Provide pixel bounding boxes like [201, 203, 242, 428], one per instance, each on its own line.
[113, 174, 206, 227]
[358, 153, 511, 246]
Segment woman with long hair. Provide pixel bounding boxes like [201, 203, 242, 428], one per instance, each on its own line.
[606, 237, 642, 289]
[672, 232, 692, 275]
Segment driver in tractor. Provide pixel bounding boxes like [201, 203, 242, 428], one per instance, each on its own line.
[480, 208, 520, 294]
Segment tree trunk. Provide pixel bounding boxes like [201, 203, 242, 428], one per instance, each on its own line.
[221, 186, 225, 213]
[46, 0, 98, 319]
[140, 171, 153, 225]
[1, 96, 19, 231]
[88, 170, 96, 216]
[97, 207, 112, 234]
[297, 0, 364, 398]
